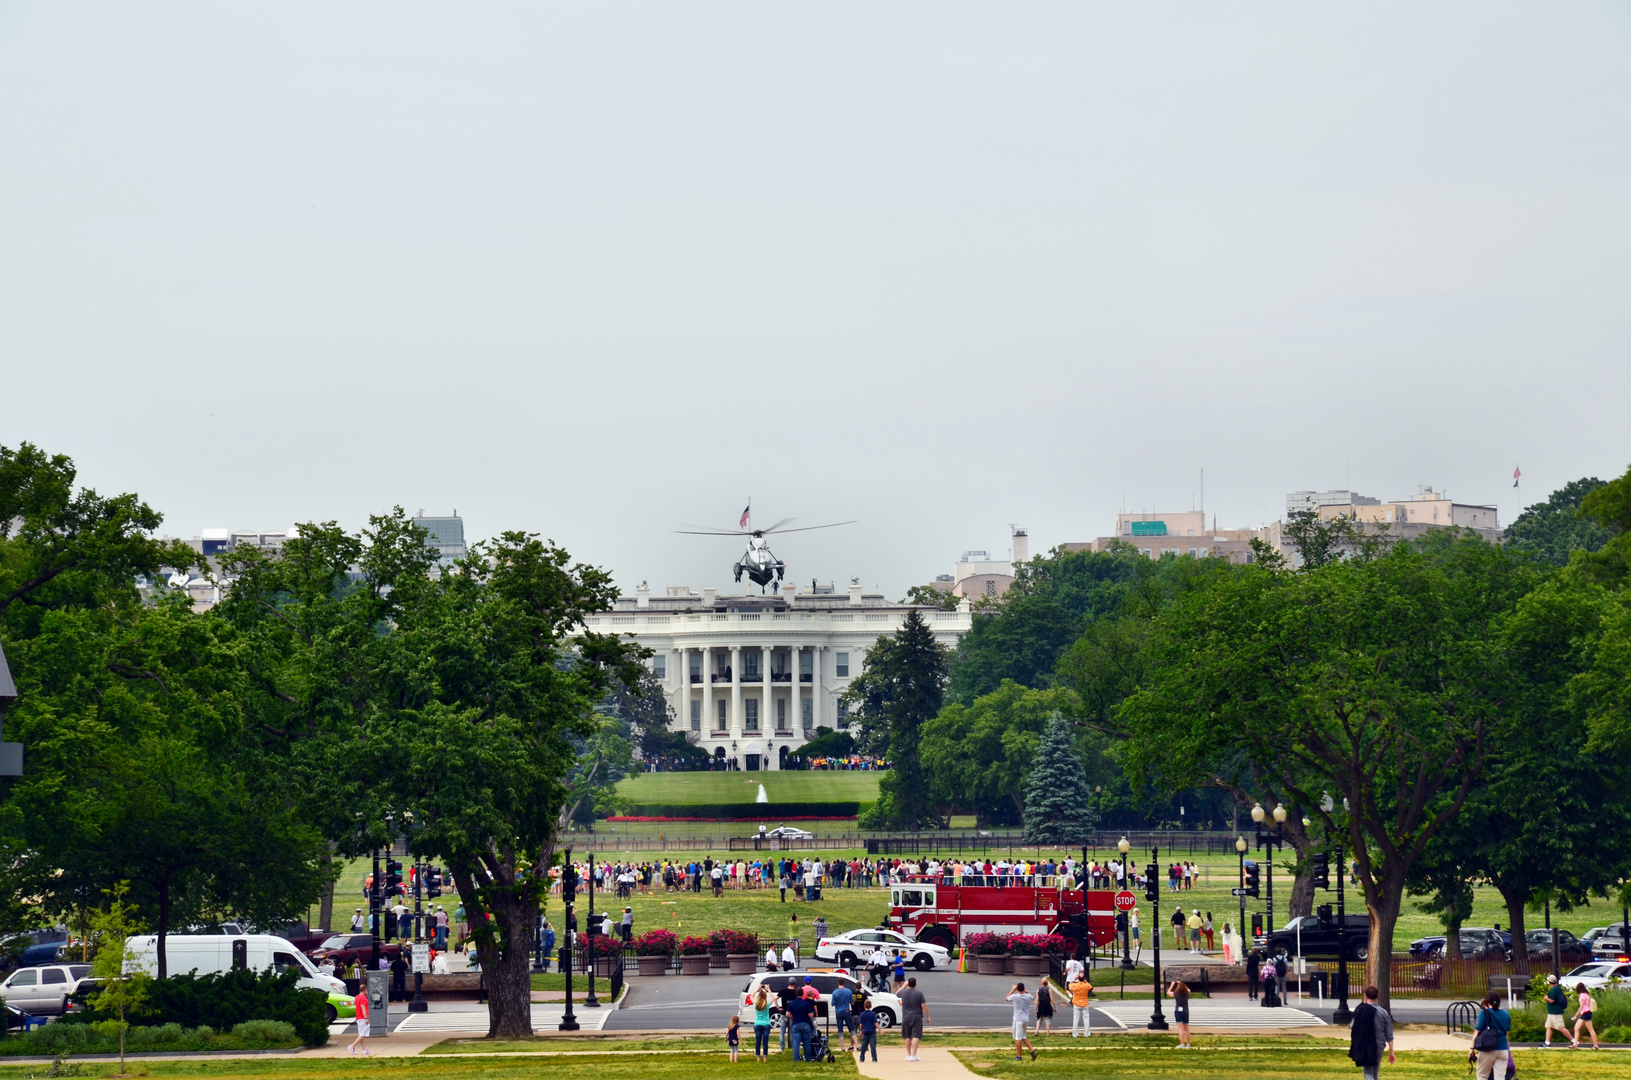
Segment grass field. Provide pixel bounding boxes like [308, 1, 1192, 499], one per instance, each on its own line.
[956, 1045, 1629, 1080]
[613, 772, 882, 805]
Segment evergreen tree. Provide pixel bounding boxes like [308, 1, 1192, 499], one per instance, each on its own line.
[1021, 712, 1098, 844]
[843, 609, 948, 829]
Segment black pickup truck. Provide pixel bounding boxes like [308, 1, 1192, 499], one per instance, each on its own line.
[1255, 914, 1371, 961]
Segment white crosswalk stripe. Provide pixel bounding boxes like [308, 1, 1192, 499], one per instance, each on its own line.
[392, 1005, 613, 1033]
[1095, 1004, 1326, 1030]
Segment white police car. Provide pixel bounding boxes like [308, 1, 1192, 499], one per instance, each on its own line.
[814, 928, 949, 971]
[742, 971, 901, 1028]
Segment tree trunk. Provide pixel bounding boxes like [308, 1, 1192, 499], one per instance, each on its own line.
[157, 875, 171, 981]
[1446, 912, 1465, 960]
[452, 862, 540, 1039]
[318, 845, 337, 931]
[1499, 885, 1530, 977]
[1365, 873, 1403, 1009]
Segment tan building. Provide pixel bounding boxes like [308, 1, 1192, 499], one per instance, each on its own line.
[1293, 487, 1499, 542]
[925, 527, 1029, 600]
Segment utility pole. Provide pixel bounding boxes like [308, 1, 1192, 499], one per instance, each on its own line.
[1332, 844, 1351, 1025]
[370, 848, 381, 973]
[1146, 846, 1167, 1031]
[558, 850, 579, 1031]
[408, 837, 427, 1013]
[583, 853, 599, 1008]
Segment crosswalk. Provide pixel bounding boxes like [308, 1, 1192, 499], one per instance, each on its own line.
[392, 1005, 614, 1033]
[1095, 1004, 1326, 1030]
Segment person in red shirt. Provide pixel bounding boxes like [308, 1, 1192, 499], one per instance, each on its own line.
[348, 985, 373, 1055]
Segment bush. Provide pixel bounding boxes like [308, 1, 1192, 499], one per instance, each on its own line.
[679, 935, 713, 956]
[229, 1020, 299, 1045]
[710, 929, 758, 954]
[68, 968, 328, 1048]
[582, 935, 623, 958]
[964, 933, 1006, 956]
[633, 929, 678, 957]
[0, 1020, 304, 1057]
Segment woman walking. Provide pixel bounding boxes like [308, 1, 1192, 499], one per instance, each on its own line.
[1035, 980, 1055, 1035]
[1571, 983, 1598, 1049]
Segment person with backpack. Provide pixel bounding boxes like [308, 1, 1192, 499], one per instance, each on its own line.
[1472, 993, 1511, 1080]
[1347, 985, 1395, 1080]
[1571, 983, 1599, 1050]
[1541, 974, 1567, 1046]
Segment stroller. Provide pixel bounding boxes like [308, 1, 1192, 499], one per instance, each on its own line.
[811, 1001, 835, 1063]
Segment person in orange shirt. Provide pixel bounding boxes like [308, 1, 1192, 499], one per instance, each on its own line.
[1069, 974, 1093, 1037]
[348, 984, 373, 1055]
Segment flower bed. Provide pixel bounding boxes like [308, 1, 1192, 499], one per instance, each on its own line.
[963, 932, 1008, 957]
[606, 815, 856, 823]
[1008, 933, 1070, 956]
[710, 928, 759, 955]
[679, 935, 714, 957]
[634, 928, 678, 958]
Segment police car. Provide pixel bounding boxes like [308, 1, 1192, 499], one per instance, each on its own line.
[814, 928, 949, 971]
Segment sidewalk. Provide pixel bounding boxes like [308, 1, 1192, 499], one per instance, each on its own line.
[855, 1045, 979, 1080]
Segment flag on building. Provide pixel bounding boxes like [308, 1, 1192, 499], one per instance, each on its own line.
[1513, 465, 1521, 489]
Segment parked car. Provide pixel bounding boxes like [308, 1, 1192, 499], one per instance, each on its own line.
[741, 970, 901, 1029]
[0, 964, 94, 1015]
[1, 930, 70, 972]
[814, 929, 949, 971]
[307, 933, 404, 968]
[1591, 933, 1629, 960]
[1257, 914, 1370, 961]
[1558, 961, 1631, 990]
[1524, 929, 1593, 966]
[764, 826, 815, 840]
[1406, 928, 1509, 961]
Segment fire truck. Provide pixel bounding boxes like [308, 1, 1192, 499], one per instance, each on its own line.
[884, 874, 1121, 956]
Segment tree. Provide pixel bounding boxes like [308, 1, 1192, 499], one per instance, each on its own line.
[1119, 532, 1542, 1004]
[220, 513, 639, 1038]
[87, 881, 150, 1075]
[920, 681, 1081, 826]
[1503, 478, 1615, 567]
[843, 610, 949, 829]
[902, 585, 959, 611]
[1022, 713, 1098, 844]
[1574, 462, 1631, 588]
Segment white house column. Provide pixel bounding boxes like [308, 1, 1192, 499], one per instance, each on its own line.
[760, 644, 771, 738]
[701, 646, 713, 738]
[671, 647, 685, 731]
[810, 644, 824, 737]
[729, 645, 742, 742]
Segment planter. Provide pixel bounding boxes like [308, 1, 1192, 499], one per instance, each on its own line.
[1004, 955, 1016, 974]
[637, 955, 670, 976]
[728, 953, 758, 975]
[681, 954, 711, 975]
[594, 956, 619, 978]
[1012, 955, 1043, 977]
[709, 948, 729, 970]
[974, 954, 1007, 975]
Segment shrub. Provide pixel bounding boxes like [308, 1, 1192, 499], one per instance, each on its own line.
[964, 933, 1006, 956]
[679, 935, 713, 956]
[581, 935, 623, 958]
[710, 928, 758, 954]
[633, 929, 678, 957]
[230, 1020, 300, 1046]
[1008, 935, 1045, 956]
[69, 968, 328, 1048]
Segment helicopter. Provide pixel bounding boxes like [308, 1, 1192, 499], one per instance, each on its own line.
[677, 506, 856, 592]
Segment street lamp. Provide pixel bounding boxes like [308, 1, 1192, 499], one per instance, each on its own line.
[1118, 837, 1133, 970]
[1254, 804, 1287, 961]
[405, 811, 428, 1013]
[1235, 836, 1248, 951]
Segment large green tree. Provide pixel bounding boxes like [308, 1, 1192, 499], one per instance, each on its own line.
[1503, 478, 1615, 568]
[218, 513, 638, 1037]
[1022, 712, 1099, 845]
[920, 681, 1088, 826]
[1119, 532, 1542, 1004]
[843, 610, 948, 829]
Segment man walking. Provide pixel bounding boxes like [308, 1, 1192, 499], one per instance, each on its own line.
[1347, 985, 1395, 1080]
[1006, 982, 1037, 1062]
[1542, 974, 1568, 1046]
[898, 976, 928, 1061]
[1187, 910, 1203, 953]
[831, 978, 855, 1052]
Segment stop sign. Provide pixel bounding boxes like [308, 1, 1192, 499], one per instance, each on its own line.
[1114, 890, 1137, 911]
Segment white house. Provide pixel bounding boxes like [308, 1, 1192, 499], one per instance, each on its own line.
[576, 581, 972, 770]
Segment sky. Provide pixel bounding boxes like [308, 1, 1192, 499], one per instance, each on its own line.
[3, 3, 1629, 598]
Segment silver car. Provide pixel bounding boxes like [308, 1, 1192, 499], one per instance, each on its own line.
[0, 964, 93, 1015]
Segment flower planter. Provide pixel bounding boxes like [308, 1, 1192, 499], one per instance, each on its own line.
[681, 954, 712, 975]
[637, 955, 670, 976]
[728, 953, 758, 975]
[594, 956, 618, 978]
[974, 954, 1007, 975]
[1004, 955, 1016, 974]
[1012, 955, 1042, 977]
[709, 948, 729, 970]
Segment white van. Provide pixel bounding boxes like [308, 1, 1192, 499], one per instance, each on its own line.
[124, 935, 346, 1004]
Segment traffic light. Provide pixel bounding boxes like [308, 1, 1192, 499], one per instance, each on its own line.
[1317, 903, 1333, 927]
[562, 864, 578, 904]
[1310, 851, 1330, 891]
[385, 859, 404, 895]
[1244, 860, 1261, 898]
[1144, 864, 1158, 902]
[426, 867, 444, 898]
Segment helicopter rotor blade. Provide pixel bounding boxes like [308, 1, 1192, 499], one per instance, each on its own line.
[673, 527, 748, 536]
[761, 520, 859, 535]
[758, 517, 797, 533]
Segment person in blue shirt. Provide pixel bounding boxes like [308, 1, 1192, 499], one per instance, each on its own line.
[892, 951, 907, 990]
[1473, 993, 1511, 1080]
[856, 998, 879, 1062]
[831, 981, 855, 1052]
[786, 991, 817, 1061]
[540, 920, 556, 972]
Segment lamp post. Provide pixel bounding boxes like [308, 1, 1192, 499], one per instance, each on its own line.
[583, 853, 599, 1008]
[407, 812, 427, 1013]
[559, 849, 578, 1031]
[1252, 803, 1287, 938]
[1146, 845, 1167, 1030]
[1118, 837, 1134, 970]
[1235, 835, 1248, 948]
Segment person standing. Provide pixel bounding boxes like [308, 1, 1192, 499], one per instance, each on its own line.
[786, 986, 816, 1061]
[1171, 906, 1186, 950]
[1204, 912, 1215, 951]
[777, 978, 798, 1051]
[620, 906, 633, 943]
[1274, 951, 1288, 1003]
[1064, 955, 1084, 986]
[726, 1014, 741, 1063]
[751, 987, 773, 1062]
[1541, 974, 1568, 1046]
[831, 978, 855, 1052]
[1347, 985, 1395, 1080]
[813, 915, 829, 941]
[1036, 980, 1055, 1035]
[1069, 972, 1093, 1037]
[1006, 983, 1037, 1062]
[892, 951, 907, 991]
[1187, 910, 1203, 953]
[782, 941, 798, 972]
[898, 976, 928, 1061]
[541, 920, 556, 972]
[857, 996, 879, 1062]
[1167, 979, 1192, 1049]
[1473, 993, 1511, 1080]
[1246, 949, 1260, 1001]
[1130, 908, 1140, 952]
[351, 908, 366, 933]
[389, 951, 407, 1002]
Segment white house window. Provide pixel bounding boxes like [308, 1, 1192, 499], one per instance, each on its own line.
[744, 652, 760, 677]
[716, 699, 727, 730]
[801, 698, 812, 727]
[836, 652, 849, 677]
[777, 698, 786, 728]
[653, 655, 666, 678]
[745, 700, 759, 731]
[690, 654, 701, 680]
[836, 702, 848, 724]
[800, 651, 812, 677]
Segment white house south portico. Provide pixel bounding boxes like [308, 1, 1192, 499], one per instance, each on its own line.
[579, 581, 972, 770]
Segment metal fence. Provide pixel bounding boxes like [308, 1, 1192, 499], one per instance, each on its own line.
[1303, 955, 1534, 999]
[555, 938, 802, 975]
[557, 829, 1242, 856]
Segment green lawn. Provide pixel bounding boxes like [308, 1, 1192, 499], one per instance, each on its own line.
[955, 1046, 1630, 1080]
[614, 772, 881, 805]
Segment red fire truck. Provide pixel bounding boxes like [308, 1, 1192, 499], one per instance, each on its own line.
[885, 874, 1121, 955]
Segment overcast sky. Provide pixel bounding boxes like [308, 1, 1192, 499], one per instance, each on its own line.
[3, 3, 1628, 597]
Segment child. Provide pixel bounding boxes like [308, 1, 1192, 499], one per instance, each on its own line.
[727, 1014, 741, 1062]
[892, 951, 907, 991]
[856, 997, 879, 1062]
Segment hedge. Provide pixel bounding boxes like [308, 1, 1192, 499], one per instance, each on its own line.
[67, 968, 329, 1047]
[619, 801, 859, 820]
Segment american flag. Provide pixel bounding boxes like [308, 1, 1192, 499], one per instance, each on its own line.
[1513, 465, 1521, 489]
[740, 504, 751, 528]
